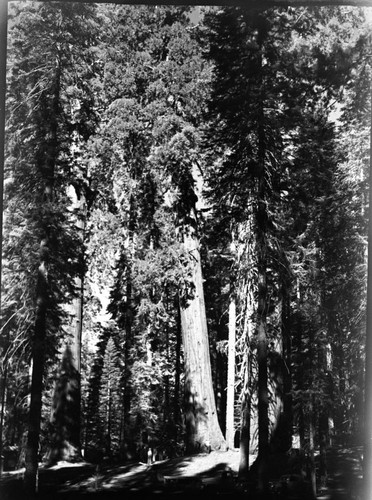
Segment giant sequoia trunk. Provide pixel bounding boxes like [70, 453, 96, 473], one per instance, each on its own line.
[180, 216, 226, 453]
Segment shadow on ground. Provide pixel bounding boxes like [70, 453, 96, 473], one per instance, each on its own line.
[0, 453, 242, 500]
[0, 447, 365, 500]
[317, 446, 363, 500]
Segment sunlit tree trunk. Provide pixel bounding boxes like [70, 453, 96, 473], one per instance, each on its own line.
[309, 395, 317, 497]
[226, 287, 236, 450]
[180, 212, 226, 453]
[318, 317, 329, 492]
[237, 219, 255, 478]
[68, 191, 86, 454]
[70, 190, 86, 374]
[318, 407, 328, 491]
[122, 195, 135, 457]
[281, 282, 293, 451]
[174, 300, 182, 444]
[0, 365, 7, 476]
[238, 348, 251, 478]
[308, 326, 317, 497]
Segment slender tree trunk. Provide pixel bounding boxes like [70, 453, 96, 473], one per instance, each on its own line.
[281, 283, 293, 451]
[363, 79, 372, 500]
[123, 271, 133, 454]
[238, 347, 251, 478]
[318, 318, 328, 491]
[0, 0, 7, 302]
[122, 195, 135, 458]
[24, 255, 49, 496]
[0, 368, 7, 476]
[255, 38, 269, 494]
[173, 299, 182, 446]
[238, 220, 254, 479]
[256, 268, 269, 495]
[297, 312, 306, 450]
[308, 325, 317, 497]
[180, 215, 226, 453]
[164, 321, 170, 428]
[107, 382, 112, 457]
[69, 193, 85, 458]
[226, 289, 236, 450]
[71, 191, 86, 375]
[308, 395, 317, 497]
[318, 407, 328, 492]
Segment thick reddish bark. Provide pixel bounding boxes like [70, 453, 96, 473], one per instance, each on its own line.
[180, 223, 226, 453]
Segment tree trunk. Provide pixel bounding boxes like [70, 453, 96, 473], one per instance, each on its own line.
[164, 319, 170, 429]
[180, 218, 226, 453]
[69, 192, 85, 454]
[0, 368, 8, 477]
[238, 346, 251, 478]
[24, 256, 48, 496]
[308, 324, 317, 497]
[123, 269, 133, 455]
[281, 283, 293, 451]
[318, 407, 328, 492]
[308, 396, 317, 497]
[238, 220, 255, 479]
[173, 299, 182, 445]
[24, 55, 60, 495]
[46, 192, 85, 465]
[70, 190, 85, 375]
[318, 322, 328, 491]
[122, 195, 135, 458]
[226, 290, 236, 449]
[296, 310, 306, 450]
[255, 39, 269, 494]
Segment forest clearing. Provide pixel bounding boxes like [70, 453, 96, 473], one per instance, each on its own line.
[1, 1, 372, 499]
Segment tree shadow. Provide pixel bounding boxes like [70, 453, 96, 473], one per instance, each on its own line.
[44, 346, 82, 466]
[33, 457, 244, 499]
[183, 376, 209, 454]
[321, 446, 363, 500]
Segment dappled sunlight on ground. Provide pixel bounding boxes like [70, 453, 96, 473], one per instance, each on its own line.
[55, 449, 246, 494]
[0, 447, 364, 499]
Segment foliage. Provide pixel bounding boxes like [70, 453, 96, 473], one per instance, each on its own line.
[1, 4, 370, 491]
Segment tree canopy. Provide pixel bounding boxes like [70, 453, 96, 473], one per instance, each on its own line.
[0, 3, 370, 499]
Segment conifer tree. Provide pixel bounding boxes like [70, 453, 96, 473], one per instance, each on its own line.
[4, 1, 97, 491]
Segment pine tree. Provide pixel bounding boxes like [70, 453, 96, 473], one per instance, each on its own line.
[4, 1, 97, 491]
[203, 6, 368, 493]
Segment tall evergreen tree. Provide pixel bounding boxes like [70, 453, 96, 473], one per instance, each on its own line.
[4, 1, 97, 491]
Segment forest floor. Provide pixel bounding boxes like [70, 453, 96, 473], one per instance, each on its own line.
[0, 446, 364, 500]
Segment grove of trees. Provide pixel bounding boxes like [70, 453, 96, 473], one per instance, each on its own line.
[0, 2, 370, 498]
